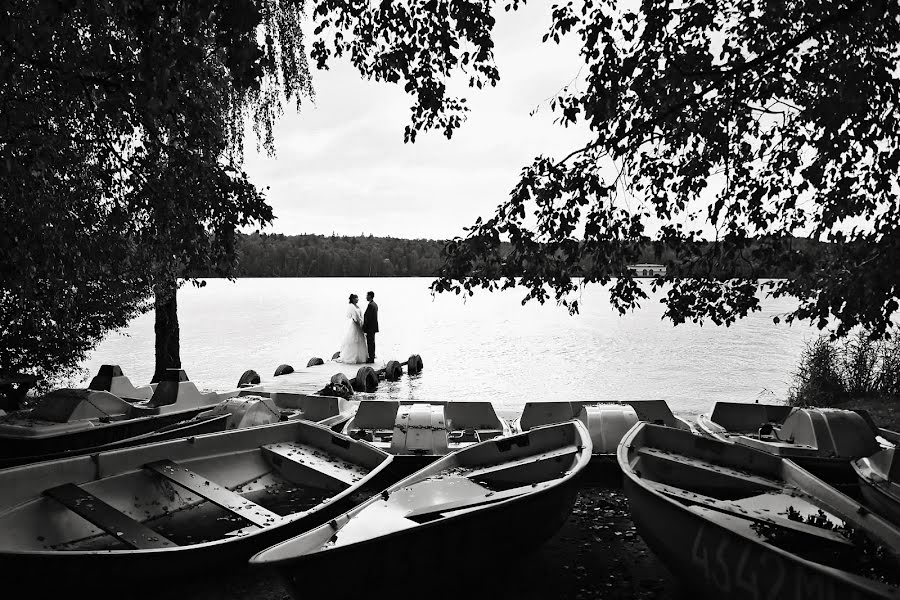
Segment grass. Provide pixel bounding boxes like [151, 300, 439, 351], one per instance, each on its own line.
[788, 330, 900, 430]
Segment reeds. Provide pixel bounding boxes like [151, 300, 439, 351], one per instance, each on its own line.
[788, 330, 900, 406]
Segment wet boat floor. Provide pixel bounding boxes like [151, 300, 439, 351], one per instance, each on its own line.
[55, 472, 351, 550]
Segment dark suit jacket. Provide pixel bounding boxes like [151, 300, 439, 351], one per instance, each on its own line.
[363, 301, 379, 334]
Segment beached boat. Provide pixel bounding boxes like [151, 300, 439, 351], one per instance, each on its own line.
[0, 367, 223, 460]
[854, 448, 900, 527]
[0, 391, 354, 469]
[198, 391, 354, 431]
[0, 419, 392, 592]
[0, 413, 232, 470]
[514, 399, 693, 460]
[250, 420, 591, 596]
[342, 399, 511, 463]
[620, 422, 900, 599]
[697, 402, 885, 484]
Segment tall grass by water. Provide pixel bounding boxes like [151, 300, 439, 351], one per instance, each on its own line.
[788, 330, 900, 407]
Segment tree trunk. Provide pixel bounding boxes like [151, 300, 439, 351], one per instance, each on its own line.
[152, 277, 181, 383]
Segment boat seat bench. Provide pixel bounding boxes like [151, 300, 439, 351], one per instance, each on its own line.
[144, 459, 282, 528]
[43, 483, 175, 550]
[645, 480, 853, 546]
[464, 445, 580, 480]
[636, 447, 781, 491]
[262, 442, 368, 487]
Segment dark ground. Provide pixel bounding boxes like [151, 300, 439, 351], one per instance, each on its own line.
[126, 477, 684, 600]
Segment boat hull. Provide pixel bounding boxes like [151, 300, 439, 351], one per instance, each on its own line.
[625, 474, 895, 600]
[857, 476, 900, 528]
[0, 414, 230, 469]
[272, 475, 581, 598]
[0, 406, 209, 460]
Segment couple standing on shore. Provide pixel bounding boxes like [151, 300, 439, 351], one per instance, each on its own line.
[339, 291, 378, 364]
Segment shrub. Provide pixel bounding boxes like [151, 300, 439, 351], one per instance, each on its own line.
[789, 331, 900, 406]
[788, 338, 846, 407]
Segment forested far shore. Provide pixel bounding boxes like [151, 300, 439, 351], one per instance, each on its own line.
[231, 233, 447, 277]
[206, 232, 832, 278]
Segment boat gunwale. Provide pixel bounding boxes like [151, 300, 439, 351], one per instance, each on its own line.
[0, 405, 214, 442]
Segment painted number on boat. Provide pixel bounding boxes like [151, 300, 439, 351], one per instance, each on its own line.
[690, 525, 863, 600]
[691, 524, 784, 600]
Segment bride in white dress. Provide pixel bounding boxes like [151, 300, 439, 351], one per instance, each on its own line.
[338, 294, 368, 364]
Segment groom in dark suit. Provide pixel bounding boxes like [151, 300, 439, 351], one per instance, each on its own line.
[363, 291, 378, 364]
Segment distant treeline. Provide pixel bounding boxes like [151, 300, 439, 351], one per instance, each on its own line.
[221, 232, 830, 278]
[233, 233, 448, 277]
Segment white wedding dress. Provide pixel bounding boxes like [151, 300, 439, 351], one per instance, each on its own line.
[339, 304, 368, 364]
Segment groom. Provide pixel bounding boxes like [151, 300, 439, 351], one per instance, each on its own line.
[362, 291, 378, 364]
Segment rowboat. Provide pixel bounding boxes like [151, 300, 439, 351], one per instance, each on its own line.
[0, 419, 392, 592]
[514, 399, 693, 460]
[0, 391, 354, 470]
[697, 402, 885, 484]
[620, 422, 900, 599]
[0, 413, 232, 470]
[0, 368, 222, 460]
[250, 420, 592, 595]
[854, 448, 900, 527]
[342, 399, 511, 466]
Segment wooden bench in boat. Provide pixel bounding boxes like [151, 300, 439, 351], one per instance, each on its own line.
[645, 480, 853, 546]
[262, 441, 368, 487]
[636, 447, 782, 491]
[465, 445, 581, 480]
[145, 459, 282, 528]
[43, 483, 175, 550]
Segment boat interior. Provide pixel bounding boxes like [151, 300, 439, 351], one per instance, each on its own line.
[704, 402, 794, 434]
[253, 422, 588, 562]
[0, 380, 222, 438]
[703, 403, 883, 459]
[0, 423, 386, 553]
[197, 392, 350, 429]
[858, 447, 900, 486]
[345, 400, 509, 455]
[0, 390, 155, 436]
[625, 425, 893, 572]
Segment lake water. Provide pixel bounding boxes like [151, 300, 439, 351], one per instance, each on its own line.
[80, 277, 821, 419]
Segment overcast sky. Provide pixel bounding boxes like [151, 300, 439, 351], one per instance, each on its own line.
[242, 4, 589, 241]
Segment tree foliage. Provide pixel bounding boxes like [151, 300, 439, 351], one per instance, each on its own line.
[434, 0, 900, 339]
[0, 0, 310, 382]
[1, 0, 502, 382]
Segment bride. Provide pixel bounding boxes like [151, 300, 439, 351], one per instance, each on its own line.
[338, 294, 368, 364]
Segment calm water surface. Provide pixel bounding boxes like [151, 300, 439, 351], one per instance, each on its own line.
[80, 278, 819, 418]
